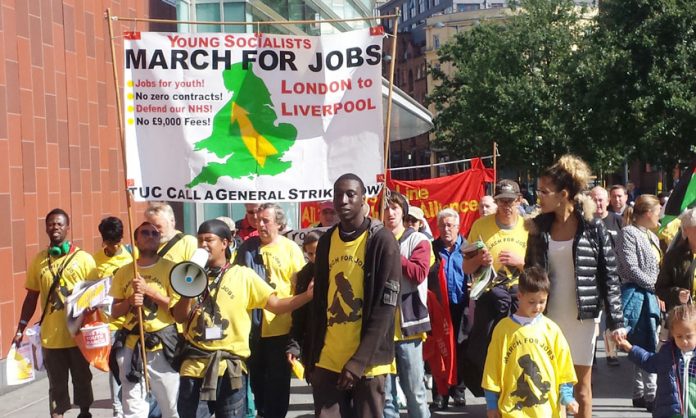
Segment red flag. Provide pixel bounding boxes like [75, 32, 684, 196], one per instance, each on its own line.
[423, 263, 457, 396]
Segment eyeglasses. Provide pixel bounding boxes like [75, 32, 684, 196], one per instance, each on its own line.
[495, 198, 516, 206]
[139, 229, 160, 237]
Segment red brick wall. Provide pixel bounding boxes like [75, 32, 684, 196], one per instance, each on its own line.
[0, 0, 175, 357]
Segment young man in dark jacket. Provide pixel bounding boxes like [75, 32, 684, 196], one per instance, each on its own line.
[306, 173, 402, 418]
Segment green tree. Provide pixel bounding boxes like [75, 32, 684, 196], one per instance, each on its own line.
[585, 0, 696, 170]
[428, 0, 594, 173]
[428, 0, 696, 175]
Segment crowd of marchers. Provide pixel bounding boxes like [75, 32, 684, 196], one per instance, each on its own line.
[12, 157, 696, 418]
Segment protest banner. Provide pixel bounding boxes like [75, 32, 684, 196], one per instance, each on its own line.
[299, 160, 493, 235]
[123, 28, 386, 203]
[387, 160, 494, 237]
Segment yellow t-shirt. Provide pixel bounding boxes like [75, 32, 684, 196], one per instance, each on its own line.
[26, 249, 97, 349]
[317, 229, 393, 376]
[110, 259, 179, 350]
[180, 265, 275, 378]
[259, 236, 305, 337]
[659, 218, 681, 248]
[158, 231, 198, 263]
[646, 230, 663, 266]
[468, 214, 528, 281]
[482, 316, 577, 418]
[93, 246, 135, 331]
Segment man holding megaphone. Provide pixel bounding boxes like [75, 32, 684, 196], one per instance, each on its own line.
[172, 219, 314, 418]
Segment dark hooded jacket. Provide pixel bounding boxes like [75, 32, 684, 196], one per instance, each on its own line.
[655, 236, 696, 312]
[305, 218, 401, 378]
[524, 196, 624, 330]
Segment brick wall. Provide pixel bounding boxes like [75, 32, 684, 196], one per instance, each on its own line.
[0, 0, 175, 358]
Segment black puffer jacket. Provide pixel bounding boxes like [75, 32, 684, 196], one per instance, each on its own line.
[524, 199, 624, 330]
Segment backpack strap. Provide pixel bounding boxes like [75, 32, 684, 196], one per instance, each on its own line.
[158, 233, 184, 258]
[38, 249, 81, 325]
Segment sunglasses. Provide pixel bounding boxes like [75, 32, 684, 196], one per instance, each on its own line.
[139, 229, 160, 237]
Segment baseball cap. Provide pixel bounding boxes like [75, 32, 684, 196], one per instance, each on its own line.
[494, 180, 520, 200]
[408, 206, 426, 222]
[319, 201, 335, 212]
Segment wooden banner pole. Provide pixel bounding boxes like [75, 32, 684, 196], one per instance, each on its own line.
[106, 8, 150, 393]
[381, 14, 399, 221]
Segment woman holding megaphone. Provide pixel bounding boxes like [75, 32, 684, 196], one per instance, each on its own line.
[172, 219, 313, 418]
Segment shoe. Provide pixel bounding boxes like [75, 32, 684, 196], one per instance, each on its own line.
[632, 397, 645, 408]
[606, 356, 620, 367]
[449, 387, 466, 407]
[452, 395, 466, 407]
[77, 413, 92, 418]
[431, 395, 448, 410]
[645, 400, 654, 413]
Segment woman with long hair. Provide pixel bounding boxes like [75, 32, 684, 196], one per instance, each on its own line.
[616, 195, 662, 412]
[525, 155, 625, 418]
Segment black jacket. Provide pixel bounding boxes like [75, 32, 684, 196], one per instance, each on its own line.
[286, 261, 314, 366]
[306, 218, 401, 378]
[525, 200, 624, 330]
[655, 237, 696, 311]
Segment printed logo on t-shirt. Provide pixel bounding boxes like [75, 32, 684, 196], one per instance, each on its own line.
[511, 354, 551, 410]
[192, 303, 230, 342]
[327, 272, 363, 326]
[49, 284, 70, 314]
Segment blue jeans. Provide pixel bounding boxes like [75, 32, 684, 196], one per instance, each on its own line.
[384, 339, 430, 418]
[178, 374, 247, 418]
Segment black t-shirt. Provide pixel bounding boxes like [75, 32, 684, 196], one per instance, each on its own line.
[600, 212, 623, 249]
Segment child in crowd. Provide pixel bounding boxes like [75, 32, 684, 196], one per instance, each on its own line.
[617, 304, 696, 417]
[482, 266, 579, 417]
[286, 230, 323, 369]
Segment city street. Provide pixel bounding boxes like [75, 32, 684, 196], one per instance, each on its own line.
[0, 340, 651, 417]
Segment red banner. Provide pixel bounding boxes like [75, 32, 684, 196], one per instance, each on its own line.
[388, 159, 493, 238]
[299, 159, 493, 237]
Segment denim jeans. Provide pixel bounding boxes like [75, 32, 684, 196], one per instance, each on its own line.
[384, 339, 430, 418]
[178, 374, 247, 418]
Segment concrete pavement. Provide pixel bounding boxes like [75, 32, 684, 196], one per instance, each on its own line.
[0, 340, 651, 417]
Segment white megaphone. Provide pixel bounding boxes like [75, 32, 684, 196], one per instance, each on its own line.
[170, 248, 209, 298]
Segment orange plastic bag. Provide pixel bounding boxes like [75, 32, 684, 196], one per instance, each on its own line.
[74, 310, 111, 372]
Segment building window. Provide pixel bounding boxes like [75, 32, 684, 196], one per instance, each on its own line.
[195, 1, 246, 33]
[433, 34, 440, 49]
[418, 0, 425, 14]
[409, 0, 416, 18]
[434, 0, 440, 6]
[457, 3, 480, 11]
[490, 2, 504, 7]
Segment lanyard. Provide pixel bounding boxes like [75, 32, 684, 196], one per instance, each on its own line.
[197, 263, 230, 315]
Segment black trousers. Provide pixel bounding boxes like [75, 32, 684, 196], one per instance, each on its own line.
[311, 366, 386, 418]
[247, 334, 291, 418]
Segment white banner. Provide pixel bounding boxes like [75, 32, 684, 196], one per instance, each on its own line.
[123, 28, 386, 202]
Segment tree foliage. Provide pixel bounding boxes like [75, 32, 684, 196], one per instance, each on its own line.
[428, 0, 696, 174]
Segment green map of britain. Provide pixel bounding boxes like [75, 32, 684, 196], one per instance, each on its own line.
[187, 63, 297, 187]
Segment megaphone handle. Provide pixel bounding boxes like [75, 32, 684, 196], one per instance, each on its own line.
[137, 306, 150, 392]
